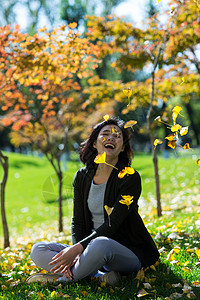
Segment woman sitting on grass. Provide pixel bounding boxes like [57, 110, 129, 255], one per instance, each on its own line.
[27, 117, 159, 285]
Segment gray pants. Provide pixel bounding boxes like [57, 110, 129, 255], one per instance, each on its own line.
[31, 236, 141, 282]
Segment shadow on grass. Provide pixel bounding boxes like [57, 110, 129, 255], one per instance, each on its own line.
[10, 160, 41, 169]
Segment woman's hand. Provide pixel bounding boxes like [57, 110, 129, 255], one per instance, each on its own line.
[48, 243, 83, 276]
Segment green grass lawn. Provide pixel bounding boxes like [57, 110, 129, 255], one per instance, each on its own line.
[0, 150, 200, 299]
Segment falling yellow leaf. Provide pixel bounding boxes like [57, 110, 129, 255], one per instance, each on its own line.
[180, 126, 188, 136]
[123, 88, 132, 98]
[103, 115, 109, 121]
[172, 106, 182, 123]
[165, 134, 176, 141]
[94, 152, 106, 164]
[119, 195, 133, 209]
[94, 152, 118, 169]
[104, 205, 114, 227]
[171, 124, 182, 132]
[167, 140, 177, 149]
[182, 143, 191, 150]
[111, 127, 117, 134]
[157, 0, 161, 2]
[124, 120, 137, 128]
[196, 159, 200, 166]
[137, 288, 148, 297]
[118, 167, 135, 178]
[154, 116, 162, 122]
[180, 77, 185, 85]
[154, 139, 163, 149]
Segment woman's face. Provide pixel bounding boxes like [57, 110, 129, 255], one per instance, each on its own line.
[93, 124, 124, 160]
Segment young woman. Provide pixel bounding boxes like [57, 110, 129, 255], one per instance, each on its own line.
[27, 118, 159, 285]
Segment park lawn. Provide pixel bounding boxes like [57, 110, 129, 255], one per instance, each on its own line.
[0, 150, 200, 299]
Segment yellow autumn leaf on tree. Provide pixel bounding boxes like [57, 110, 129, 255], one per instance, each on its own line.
[124, 120, 137, 128]
[171, 124, 182, 132]
[103, 115, 109, 121]
[119, 195, 134, 209]
[118, 167, 135, 179]
[167, 140, 177, 149]
[165, 134, 176, 141]
[123, 88, 132, 98]
[104, 205, 113, 227]
[180, 126, 188, 136]
[196, 159, 200, 166]
[94, 152, 118, 169]
[154, 139, 163, 149]
[172, 106, 182, 123]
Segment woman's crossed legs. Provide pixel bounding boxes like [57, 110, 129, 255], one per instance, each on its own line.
[31, 236, 141, 282]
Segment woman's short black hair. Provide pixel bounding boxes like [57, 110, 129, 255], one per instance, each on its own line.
[79, 117, 134, 167]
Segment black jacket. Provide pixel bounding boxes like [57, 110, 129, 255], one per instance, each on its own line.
[71, 160, 160, 267]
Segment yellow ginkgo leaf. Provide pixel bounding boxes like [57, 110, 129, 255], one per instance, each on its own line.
[196, 159, 200, 166]
[192, 281, 200, 287]
[111, 127, 117, 134]
[118, 167, 135, 179]
[94, 152, 118, 169]
[103, 115, 109, 121]
[182, 143, 191, 150]
[165, 134, 176, 141]
[180, 126, 188, 136]
[119, 195, 134, 209]
[123, 88, 132, 98]
[124, 120, 137, 128]
[94, 152, 106, 164]
[183, 267, 191, 272]
[172, 106, 182, 123]
[154, 139, 163, 149]
[104, 205, 113, 216]
[154, 116, 162, 122]
[104, 205, 113, 227]
[171, 124, 182, 132]
[137, 288, 148, 298]
[50, 291, 57, 298]
[168, 140, 177, 149]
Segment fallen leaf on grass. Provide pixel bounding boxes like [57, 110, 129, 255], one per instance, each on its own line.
[137, 288, 149, 297]
[192, 281, 200, 287]
[80, 291, 88, 296]
[143, 283, 152, 289]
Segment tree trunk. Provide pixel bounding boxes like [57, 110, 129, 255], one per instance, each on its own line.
[0, 151, 10, 248]
[146, 71, 162, 217]
[57, 170, 63, 232]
